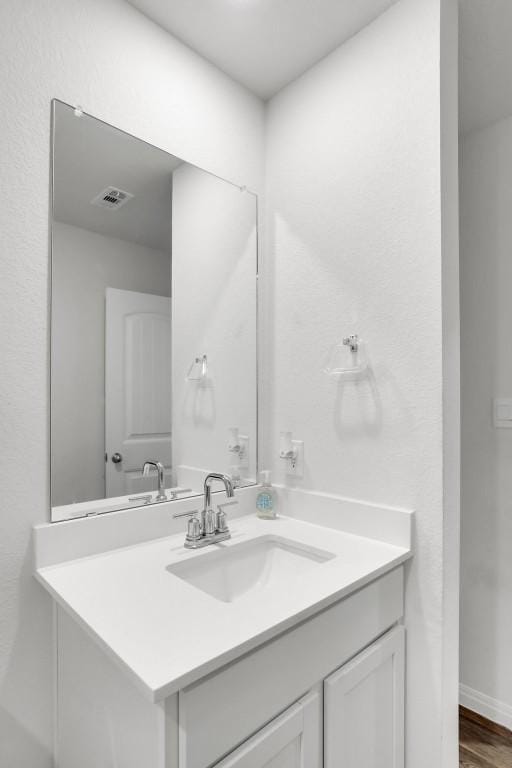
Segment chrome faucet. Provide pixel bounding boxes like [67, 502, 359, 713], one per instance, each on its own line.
[202, 472, 234, 537]
[172, 472, 237, 548]
[142, 460, 167, 502]
[204, 472, 234, 510]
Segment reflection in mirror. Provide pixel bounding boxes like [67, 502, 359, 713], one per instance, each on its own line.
[50, 101, 257, 521]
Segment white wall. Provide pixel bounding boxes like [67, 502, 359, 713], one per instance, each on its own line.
[51, 221, 171, 507]
[460, 114, 512, 727]
[172, 164, 258, 490]
[264, 0, 459, 765]
[0, 0, 264, 762]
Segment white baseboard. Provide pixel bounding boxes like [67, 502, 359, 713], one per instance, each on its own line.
[460, 684, 512, 731]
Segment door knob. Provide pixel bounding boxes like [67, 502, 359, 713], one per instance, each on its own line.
[111, 452, 123, 464]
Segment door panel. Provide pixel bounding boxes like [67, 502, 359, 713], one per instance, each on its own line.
[213, 689, 321, 768]
[105, 287, 172, 496]
[324, 627, 405, 768]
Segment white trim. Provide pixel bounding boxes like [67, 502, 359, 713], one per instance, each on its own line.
[52, 602, 58, 768]
[460, 684, 512, 731]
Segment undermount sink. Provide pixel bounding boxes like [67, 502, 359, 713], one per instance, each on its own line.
[167, 535, 335, 603]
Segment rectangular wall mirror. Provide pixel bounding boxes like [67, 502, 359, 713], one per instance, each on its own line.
[50, 100, 258, 521]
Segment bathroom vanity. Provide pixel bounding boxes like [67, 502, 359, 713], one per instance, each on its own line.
[42, 103, 413, 768]
[34, 488, 412, 768]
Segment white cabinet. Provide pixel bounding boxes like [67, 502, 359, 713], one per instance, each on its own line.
[213, 689, 322, 768]
[324, 626, 405, 768]
[211, 626, 404, 768]
[54, 569, 405, 768]
[179, 568, 403, 768]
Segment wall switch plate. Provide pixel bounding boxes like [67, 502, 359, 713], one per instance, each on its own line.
[286, 440, 304, 478]
[493, 398, 512, 428]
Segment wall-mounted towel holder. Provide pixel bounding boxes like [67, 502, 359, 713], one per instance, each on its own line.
[322, 334, 368, 376]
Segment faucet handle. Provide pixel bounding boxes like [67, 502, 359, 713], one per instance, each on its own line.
[215, 500, 238, 534]
[173, 508, 202, 543]
[217, 500, 239, 512]
[188, 517, 201, 541]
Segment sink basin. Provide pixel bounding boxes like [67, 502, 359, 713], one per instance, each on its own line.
[167, 535, 335, 603]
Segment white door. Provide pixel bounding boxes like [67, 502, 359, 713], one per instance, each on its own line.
[213, 689, 322, 768]
[324, 626, 405, 768]
[105, 287, 172, 497]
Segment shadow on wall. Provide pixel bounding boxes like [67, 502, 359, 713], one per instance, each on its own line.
[0, 546, 53, 767]
[332, 368, 383, 439]
[182, 375, 216, 429]
[330, 362, 418, 442]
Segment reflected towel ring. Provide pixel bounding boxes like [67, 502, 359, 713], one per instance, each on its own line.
[186, 354, 208, 381]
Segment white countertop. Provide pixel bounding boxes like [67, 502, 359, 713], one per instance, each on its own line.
[36, 513, 410, 702]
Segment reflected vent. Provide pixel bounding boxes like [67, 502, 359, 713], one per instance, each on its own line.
[91, 186, 134, 211]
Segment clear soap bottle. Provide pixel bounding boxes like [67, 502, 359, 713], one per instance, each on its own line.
[256, 471, 278, 519]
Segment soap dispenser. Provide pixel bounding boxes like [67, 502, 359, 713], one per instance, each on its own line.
[256, 471, 278, 519]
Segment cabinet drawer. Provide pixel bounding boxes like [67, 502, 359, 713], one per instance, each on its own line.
[179, 567, 403, 768]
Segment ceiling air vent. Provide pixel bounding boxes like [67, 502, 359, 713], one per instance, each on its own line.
[91, 186, 134, 211]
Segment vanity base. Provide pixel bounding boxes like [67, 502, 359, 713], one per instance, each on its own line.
[55, 566, 404, 768]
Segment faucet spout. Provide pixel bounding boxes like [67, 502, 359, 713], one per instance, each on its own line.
[203, 472, 235, 511]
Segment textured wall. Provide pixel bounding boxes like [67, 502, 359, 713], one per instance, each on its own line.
[265, 0, 459, 765]
[460, 115, 512, 725]
[0, 0, 263, 763]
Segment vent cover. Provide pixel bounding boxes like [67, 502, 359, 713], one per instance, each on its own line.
[91, 186, 134, 211]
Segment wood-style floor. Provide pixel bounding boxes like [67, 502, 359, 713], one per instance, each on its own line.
[460, 707, 512, 767]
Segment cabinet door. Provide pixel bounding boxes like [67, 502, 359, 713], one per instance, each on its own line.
[213, 688, 321, 768]
[324, 626, 405, 768]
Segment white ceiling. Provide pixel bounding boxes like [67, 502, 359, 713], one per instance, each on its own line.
[459, 0, 512, 135]
[117, 1, 512, 136]
[53, 103, 181, 251]
[127, 0, 398, 99]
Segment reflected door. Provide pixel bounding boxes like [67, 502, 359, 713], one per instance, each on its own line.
[105, 288, 172, 496]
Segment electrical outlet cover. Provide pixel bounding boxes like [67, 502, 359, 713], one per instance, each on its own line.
[286, 440, 304, 478]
